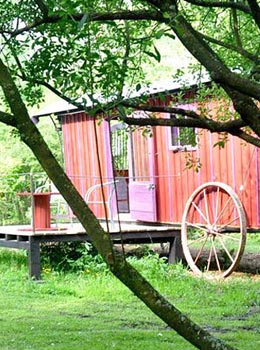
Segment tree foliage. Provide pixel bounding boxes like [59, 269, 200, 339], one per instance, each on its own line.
[0, 118, 62, 225]
[1, 1, 259, 349]
[1, 0, 260, 147]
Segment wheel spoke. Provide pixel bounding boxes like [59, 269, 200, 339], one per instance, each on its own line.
[213, 196, 232, 226]
[203, 189, 210, 225]
[214, 186, 220, 224]
[216, 231, 240, 242]
[191, 201, 210, 225]
[219, 215, 240, 227]
[187, 234, 207, 247]
[217, 236, 234, 263]
[212, 240, 221, 272]
[194, 235, 209, 264]
[206, 245, 213, 272]
[185, 221, 208, 233]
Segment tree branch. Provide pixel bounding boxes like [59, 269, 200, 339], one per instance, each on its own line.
[119, 113, 245, 132]
[121, 102, 248, 133]
[150, 3, 260, 101]
[122, 101, 206, 119]
[247, 0, 260, 30]
[34, 0, 49, 18]
[5, 10, 163, 37]
[18, 76, 85, 111]
[119, 99, 244, 132]
[118, 22, 131, 99]
[222, 84, 260, 136]
[231, 8, 242, 49]
[0, 110, 16, 127]
[199, 32, 258, 62]
[120, 101, 211, 122]
[183, 0, 251, 14]
[230, 128, 260, 146]
[120, 110, 260, 146]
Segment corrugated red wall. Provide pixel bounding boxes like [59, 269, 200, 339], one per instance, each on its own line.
[60, 102, 260, 229]
[61, 112, 114, 219]
[153, 101, 260, 228]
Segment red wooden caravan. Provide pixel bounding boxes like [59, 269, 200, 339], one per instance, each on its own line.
[34, 82, 259, 277]
[50, 95, 259, 230]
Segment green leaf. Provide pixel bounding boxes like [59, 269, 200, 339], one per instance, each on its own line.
[153, 45, 161, 63]
[163, 12, 171, 19]
[144, 45, 161, 63]
[78, 13, 89, 30]
[154, 29, 166, 39]
[136, 83, 142, 91]
[164, 33, 176, 40]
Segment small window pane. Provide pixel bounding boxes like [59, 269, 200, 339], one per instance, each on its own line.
[179, 127, 196, 147]
[169, 126, 197, 151]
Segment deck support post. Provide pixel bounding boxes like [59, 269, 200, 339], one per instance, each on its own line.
[168, 236, 184, 264]
[28, 237, 41, 280]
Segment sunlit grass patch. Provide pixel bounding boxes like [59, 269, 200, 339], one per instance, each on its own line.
[0, 248, 259, 350]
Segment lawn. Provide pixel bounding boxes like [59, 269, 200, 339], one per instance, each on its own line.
[0, 249, 259, 350]
[244, 233, 260, 253]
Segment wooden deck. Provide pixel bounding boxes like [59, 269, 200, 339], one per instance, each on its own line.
[0, 220, 182, 279]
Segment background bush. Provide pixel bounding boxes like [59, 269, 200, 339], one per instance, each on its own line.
[40, 241, 108, 273]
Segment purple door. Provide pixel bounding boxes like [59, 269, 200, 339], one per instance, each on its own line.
[128, 124, 157, 222]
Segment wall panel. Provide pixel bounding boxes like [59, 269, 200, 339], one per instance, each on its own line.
[61, 112, 114, 219]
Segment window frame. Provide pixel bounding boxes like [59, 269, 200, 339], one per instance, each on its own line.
[168, 112, 198, 152]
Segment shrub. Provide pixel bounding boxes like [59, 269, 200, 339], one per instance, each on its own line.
[40, 241, 108, 273]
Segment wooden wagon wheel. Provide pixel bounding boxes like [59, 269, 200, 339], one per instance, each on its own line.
[181, 182, 247, 278]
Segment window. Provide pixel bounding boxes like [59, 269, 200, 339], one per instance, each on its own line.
[169, 114, 197, 151]
[111, 124, 128, 171]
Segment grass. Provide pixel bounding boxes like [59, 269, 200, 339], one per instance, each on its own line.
[244, 233, 260, 253]
[0, 249, 260, 350]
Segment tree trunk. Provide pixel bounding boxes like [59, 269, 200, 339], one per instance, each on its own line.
[239, 253, 260, 273]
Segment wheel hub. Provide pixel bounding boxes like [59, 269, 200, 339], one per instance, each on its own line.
[206, 224, 219, 238]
